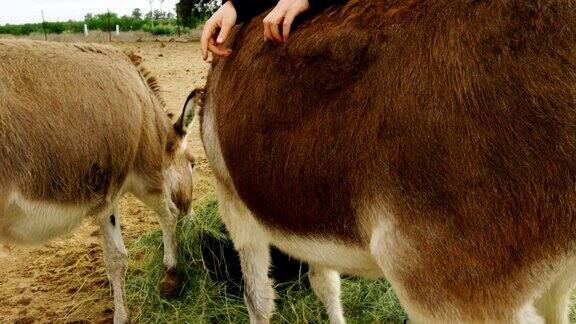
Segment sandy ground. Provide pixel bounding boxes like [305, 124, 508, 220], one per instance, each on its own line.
[0, 41, 213, 323]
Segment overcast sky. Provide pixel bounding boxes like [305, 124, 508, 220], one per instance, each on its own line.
[0, 0, 180, 25]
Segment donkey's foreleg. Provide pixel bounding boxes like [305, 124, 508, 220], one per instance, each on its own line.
[139, 194, 180, 298]
[309, 264, 345, 324]
[98, 211, 129, 324]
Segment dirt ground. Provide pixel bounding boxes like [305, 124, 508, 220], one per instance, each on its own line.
[0, 41, 213, 323]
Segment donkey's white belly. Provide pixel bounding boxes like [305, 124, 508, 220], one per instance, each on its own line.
[0, 191, 93, 245]
[269, 232, 383, 277]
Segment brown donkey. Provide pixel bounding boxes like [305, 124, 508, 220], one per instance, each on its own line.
[0, 40, 195, 323]
[194, 0, 576, 323]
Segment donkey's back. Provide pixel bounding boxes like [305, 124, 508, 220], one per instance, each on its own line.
[0, 40, 162, 243]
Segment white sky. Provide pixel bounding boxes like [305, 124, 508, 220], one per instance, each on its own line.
[0, 0, 179, 25]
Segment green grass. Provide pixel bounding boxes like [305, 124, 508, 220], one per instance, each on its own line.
[125, 198, 407, 323]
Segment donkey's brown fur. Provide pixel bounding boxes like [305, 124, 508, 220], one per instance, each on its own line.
[200, 0, 576, 322]
[0, 39, 195, 322]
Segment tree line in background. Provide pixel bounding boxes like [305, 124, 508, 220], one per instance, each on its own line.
[176, 0, 218, 28]
[0, 0, 218, 36]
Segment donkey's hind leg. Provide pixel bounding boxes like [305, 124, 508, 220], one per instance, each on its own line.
[369, 220, 544, 324]
[309, 264, 345, 324]
[217, 184, 275, 324]
[534, 258, 576, 324]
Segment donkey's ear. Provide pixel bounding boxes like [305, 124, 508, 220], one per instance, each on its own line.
[174, 87, 205, 136]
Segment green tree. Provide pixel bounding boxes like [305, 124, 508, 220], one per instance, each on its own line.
[153, 9, 166, 20]
[176, 0, 218, 27]
[132, 8, 142, 20]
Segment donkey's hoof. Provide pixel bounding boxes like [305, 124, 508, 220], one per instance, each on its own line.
[161, 268, 181, 298]
[98, 316, 113, 324]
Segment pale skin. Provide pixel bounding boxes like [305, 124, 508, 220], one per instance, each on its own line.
[201, 0, 311, 60]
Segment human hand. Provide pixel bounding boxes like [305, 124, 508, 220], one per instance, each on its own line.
[201, 1, 237, 60]
[263, 0, 310, 43]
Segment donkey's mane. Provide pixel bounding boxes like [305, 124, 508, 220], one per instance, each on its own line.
[125, 51, 166, 108]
